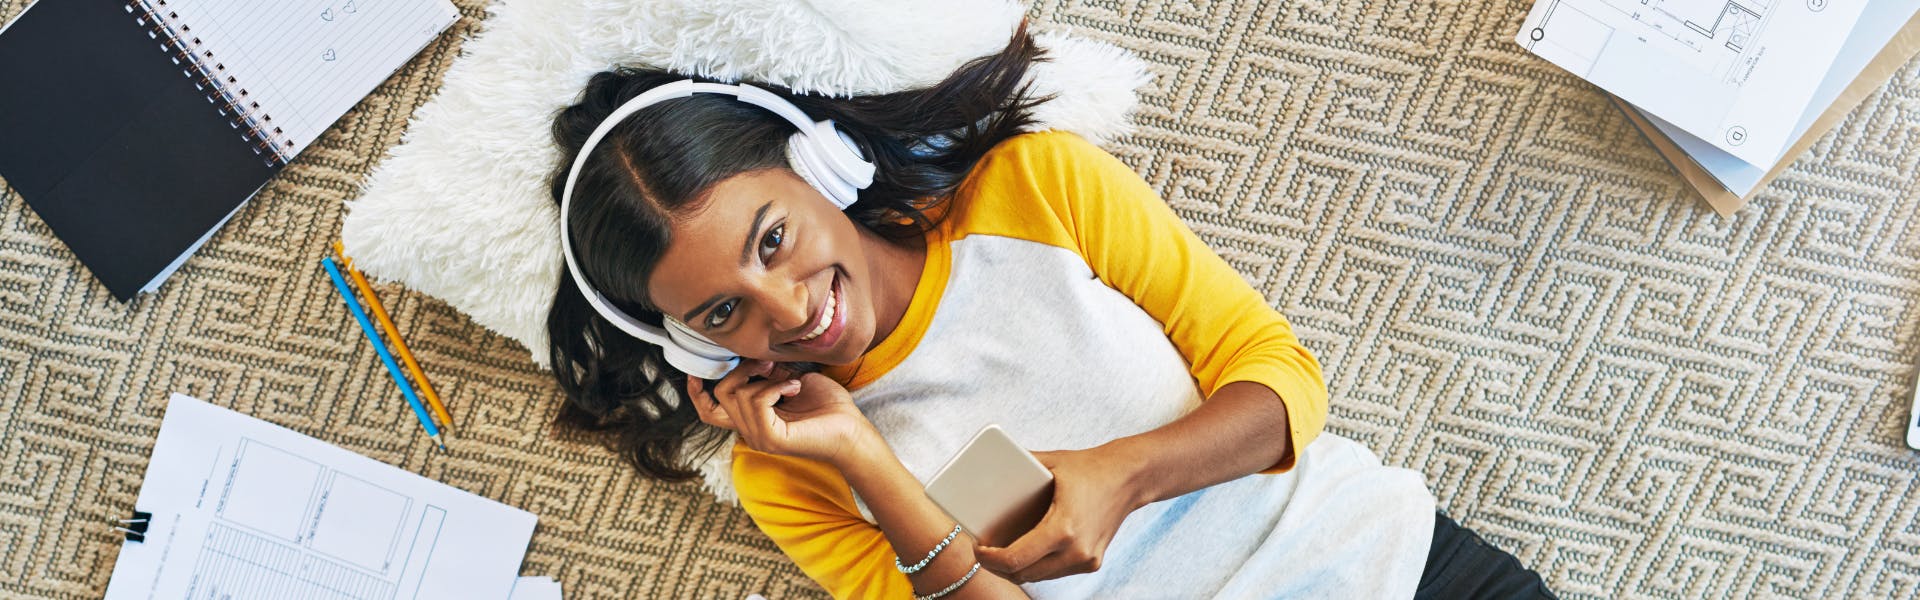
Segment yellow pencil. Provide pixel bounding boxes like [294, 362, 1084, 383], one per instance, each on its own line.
[333, 240, 454, 434]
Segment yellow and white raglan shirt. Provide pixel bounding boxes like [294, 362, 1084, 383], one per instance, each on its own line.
[733, 131, 1436, 599]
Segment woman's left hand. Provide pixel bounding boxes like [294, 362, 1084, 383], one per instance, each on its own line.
[974, 444, 1150, 583]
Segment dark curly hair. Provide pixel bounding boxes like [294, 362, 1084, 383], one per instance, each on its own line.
[546, 24, 1050, 480]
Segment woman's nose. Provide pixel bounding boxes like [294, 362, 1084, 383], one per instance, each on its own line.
[758, 278, 812, 335]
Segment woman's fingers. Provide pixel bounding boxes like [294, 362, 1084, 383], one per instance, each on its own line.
[726, 376, 798, 416]
[685, 376, 734, 430]
[712, 359, 771, 400]
[1029, 449, 1062, 469]
[701, 360, 851, 457]
[1011, 548, 1100, 583]
[976, 545, 1044, 583]
[735, 378, 802, 449]
[979, 539, 1098, 583]
[711, 368, 802, 452]
[709, 360, 770, 434]
[976, 516, 1067, 581]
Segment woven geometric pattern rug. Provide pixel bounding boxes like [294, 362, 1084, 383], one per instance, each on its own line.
[3, 0, 1917, 598]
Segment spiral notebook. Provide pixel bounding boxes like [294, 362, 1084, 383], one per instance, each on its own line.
[0, 0, 459, 300]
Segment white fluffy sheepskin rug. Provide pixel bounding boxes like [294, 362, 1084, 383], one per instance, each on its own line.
[341, 0, 1148, 502]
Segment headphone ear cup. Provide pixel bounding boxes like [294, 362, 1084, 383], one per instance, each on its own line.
[813, 120, 875, 189]
[661, 318, 740, 379]
[660, 345, 737, 380]
[786, 132, 860, 208]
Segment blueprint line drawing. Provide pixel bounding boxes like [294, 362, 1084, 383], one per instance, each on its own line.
[307, 471, 414, 574]
[402, 508, 449, 599]
[1682, 1, 1765, 51]
[1522, 1, 1613, 75]
[1522, 0, 1779, 85]
[1516, 0, 1867, 166]
[106, 395, 536, 600]
[187, 437, 446, 599]
[217, 438, 324, 543]
[188, 522, 399, 599]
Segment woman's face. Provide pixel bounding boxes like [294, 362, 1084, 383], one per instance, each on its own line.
[646, 169, 879, 367]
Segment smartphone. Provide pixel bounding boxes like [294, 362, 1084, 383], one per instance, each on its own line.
[924, 425, 1055, 548]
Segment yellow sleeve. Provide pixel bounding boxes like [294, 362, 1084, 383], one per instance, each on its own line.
[731, 443, 912, 599]
[951, 131, 1329, 472]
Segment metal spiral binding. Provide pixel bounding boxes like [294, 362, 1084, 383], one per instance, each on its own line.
[125, 0, 291, 167]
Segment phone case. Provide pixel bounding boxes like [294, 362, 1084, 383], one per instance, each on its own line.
[924, 425, 1055, 548]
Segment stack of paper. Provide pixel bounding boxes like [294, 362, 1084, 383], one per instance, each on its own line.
[1516, 0, 1920, 214]
[106, 395, 545, 599]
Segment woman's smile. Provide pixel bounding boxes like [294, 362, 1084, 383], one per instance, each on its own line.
[784, 269, 849, 352]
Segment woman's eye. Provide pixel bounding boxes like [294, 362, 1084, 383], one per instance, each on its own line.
[706, 301, 736, 329]
[759, 223, 784, 263]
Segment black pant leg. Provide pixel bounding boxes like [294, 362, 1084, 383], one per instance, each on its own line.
[1412, 511, 1557, 600]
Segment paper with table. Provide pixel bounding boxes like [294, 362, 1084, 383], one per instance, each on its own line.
[1516, 0, 1869, 167]
[105, 394, 537, 599]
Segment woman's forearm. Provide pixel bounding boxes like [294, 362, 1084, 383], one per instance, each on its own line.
[1105, 381, 1294, 507]
[836, 434, 1030, 599]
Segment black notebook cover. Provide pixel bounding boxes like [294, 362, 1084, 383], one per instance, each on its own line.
[0, 0, 279, 300]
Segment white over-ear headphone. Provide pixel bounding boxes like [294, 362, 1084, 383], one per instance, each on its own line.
[559, 79, 876, 380]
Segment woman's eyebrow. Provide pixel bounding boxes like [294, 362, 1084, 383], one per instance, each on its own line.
[683, 295, 721, 325]
[737, 200, 773, 267]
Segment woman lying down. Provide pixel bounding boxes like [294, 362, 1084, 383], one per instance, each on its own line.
[544, 25, 1556, 600]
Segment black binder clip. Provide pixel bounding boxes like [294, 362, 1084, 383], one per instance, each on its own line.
[115, 511, 152, 543]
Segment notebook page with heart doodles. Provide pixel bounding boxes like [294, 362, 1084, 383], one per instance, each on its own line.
[140, 0, 459, 160]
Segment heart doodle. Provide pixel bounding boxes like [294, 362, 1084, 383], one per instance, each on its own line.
[320, 8, 333, 21]
[322, 49, 337, 61]
[343, 1, 358, 14]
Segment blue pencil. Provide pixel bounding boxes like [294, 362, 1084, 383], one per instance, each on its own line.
[321, 256, 445, 450]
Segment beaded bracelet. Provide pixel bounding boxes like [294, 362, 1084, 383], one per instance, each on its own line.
[896, 524, 964, 574]
[914, 562, 983, 600]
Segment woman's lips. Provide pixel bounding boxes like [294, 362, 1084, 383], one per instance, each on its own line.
[788, 272, 847, 351]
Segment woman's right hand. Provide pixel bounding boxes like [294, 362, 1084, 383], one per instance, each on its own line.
[688, 359, 881, 468]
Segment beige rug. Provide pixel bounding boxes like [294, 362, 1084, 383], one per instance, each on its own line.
[4, 0, 1918, 598]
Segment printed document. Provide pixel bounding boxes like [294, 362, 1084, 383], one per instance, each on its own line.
[105, 394, 537, 599]
[1517, 0, 1869, 166]
[1631, 0, 1920, 194]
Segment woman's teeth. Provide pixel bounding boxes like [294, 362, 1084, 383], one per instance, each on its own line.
[798, 285, 836, 342]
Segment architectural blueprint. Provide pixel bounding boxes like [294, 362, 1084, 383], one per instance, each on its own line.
[1517, 0, 1869, 166]
[1632, 0, 1920, 195]
[106, 395, 537, 599]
